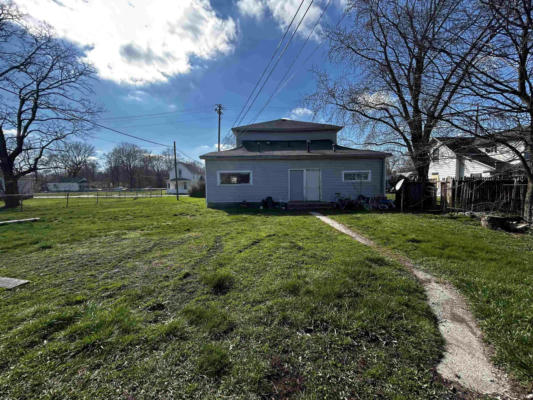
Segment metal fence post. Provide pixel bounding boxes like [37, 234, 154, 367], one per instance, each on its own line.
[66, 192, 69, 208]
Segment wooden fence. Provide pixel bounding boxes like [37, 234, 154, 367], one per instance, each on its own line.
[440, 177, 528, 216]
[395, 180, 437, 211]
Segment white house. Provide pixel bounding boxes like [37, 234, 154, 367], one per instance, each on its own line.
[167, 162, 205, 195]
[199, 119, 391, 208]
[46, 177, 89, 192]
[428, 136, 528, 182]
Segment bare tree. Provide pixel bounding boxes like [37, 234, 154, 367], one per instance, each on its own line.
[448, 0, 533, 222]
[0, 3, 98, 207]
[48, 141, 95, 177]
[107, 143, 143, 188]
[104, 150, 121, 187]
[307, 0, 493, 183]
[145, 153, 170, 187]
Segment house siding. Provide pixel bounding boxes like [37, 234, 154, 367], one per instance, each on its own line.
[236, 130, 338, 146]
[429, 145, 458, 180]
[205, 158, 385, 205]
[428, 144, 494, 180]
[460, 158, 487, 177]
[167, 162, 204, 195]
[46, 182, 86, 192]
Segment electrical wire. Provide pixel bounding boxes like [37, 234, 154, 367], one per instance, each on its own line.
[235, 0, 315, 129]
[251, 0, 333, 124]
[229, 0, 307, 131]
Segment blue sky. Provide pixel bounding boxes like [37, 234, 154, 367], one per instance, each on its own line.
[15, 0, 347, 163]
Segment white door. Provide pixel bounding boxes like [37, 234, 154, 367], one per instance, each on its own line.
[305, 169, 320, 201]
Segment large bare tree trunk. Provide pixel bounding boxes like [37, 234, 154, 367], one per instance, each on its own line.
[2, 170, 20, 208]
[525, 176, 533, 224]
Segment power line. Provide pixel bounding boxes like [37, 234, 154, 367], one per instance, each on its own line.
[251, 0, 332, 124]
[229, 0, 307, 132]
[99, 108, 224, 122]
[220, 0, 307, 145]
[227, 6, 347, 145]
[88, 120, 170, 148]
[235, 0, 315, 129]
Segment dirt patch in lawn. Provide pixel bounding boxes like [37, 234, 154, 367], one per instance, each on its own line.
[311, 212, 515, 399]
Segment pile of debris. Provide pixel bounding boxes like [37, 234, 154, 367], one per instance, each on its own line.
[480, 215, 530, 233]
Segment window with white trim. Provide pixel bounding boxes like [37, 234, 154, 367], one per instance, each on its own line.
[343, 170, 371, 182]
[218, 171, 252, 185]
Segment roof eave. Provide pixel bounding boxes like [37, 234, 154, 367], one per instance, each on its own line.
[232, 127, 343, 134]
[200, 153, 392, 160]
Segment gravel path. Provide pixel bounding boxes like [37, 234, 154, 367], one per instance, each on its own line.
[311, 212, 514, 398]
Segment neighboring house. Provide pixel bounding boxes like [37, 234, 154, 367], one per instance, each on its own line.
[428, 136, 528, 182]
[199, 119, 391, 208]
[0, 172, 34, 197]
[167, 162, 205, 195]
[46, 177, 89, 192]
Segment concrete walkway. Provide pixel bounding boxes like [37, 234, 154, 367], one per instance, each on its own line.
[311, 212, 514, 398]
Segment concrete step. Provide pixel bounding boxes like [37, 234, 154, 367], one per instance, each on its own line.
[287, 201, 335, 210]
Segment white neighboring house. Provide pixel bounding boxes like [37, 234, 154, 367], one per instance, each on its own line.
[167, 162, 205, 195]
[46, 177, 89, 192]
[428, 136, 528, 182]
[0, 172, 34, 197]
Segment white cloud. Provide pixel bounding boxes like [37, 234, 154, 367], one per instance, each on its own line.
[236, 0, 265, 19]
[3, 129, 17, 136]
[236, 0, 330, 40]
[15, 0, 237, 85]
[124, 90, 148, 102]
[288, 107, 313, 120]
[213, 143, 233, 151]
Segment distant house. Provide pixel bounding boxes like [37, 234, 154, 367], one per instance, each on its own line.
[0, 172, 34, 197]
[200, 119, 391, 208]
[46, 177, 89, 192]
[428, 135, 528, 182]
[167, 162, 205, 195]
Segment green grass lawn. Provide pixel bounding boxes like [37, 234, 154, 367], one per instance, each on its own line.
[329, 212, 533, 389]
[0, 197, 460, 399]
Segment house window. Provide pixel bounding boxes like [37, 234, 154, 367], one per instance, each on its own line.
[470, 173, 482, 178]
[432, 148, 440, 161]
[183, 182, 187, 190]
[218, 171, 252, 185]
[167, 182, 170, 189]
[343, 170, 371, 182]
[178, 169, 182, 178]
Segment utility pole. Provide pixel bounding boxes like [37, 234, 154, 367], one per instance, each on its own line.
[215, 104, 223, 151]
[173, 141, 179, 201]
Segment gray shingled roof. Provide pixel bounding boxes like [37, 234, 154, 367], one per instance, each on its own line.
[232, 118, 343, 133]
[200, 140, 391, 160]
[434, 137, 508, 169]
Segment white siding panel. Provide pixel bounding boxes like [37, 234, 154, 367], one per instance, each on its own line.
[428, 145, 458, 179]
[463, 159, 494, 177]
